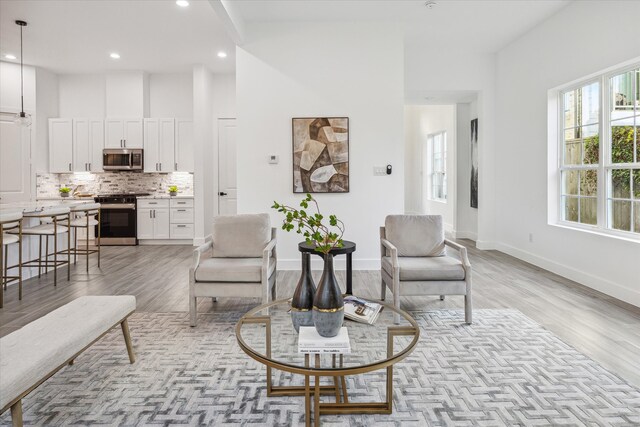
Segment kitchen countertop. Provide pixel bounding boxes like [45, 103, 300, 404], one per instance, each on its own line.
[0, 199, 95, 215]
[137, 195, 194, 199]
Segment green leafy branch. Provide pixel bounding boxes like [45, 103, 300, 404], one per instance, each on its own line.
[272, 193, 345, 254]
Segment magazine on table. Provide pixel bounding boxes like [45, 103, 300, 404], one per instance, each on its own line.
[343, 296, 383, 325]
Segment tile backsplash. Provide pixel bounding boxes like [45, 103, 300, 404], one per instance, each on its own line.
[37, 172, 194, 197]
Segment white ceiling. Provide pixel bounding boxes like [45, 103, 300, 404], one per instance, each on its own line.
[235, 0, 570, 53]
[0, 0, 570, 75]
[0, 0, 236, 74]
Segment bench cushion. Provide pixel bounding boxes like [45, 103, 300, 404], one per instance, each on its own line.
[382, 256, 466, 281]
[0, 295, 136, 411]
[195, 257, 276, 283]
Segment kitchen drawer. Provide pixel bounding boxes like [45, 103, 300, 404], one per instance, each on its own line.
[170, 198, 194, 208]
[138, 199, 170, 209]
[170, 207, 194, 224]
[171, 223, 194, 239]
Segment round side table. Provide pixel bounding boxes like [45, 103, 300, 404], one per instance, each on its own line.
[298, 240, 356, 295]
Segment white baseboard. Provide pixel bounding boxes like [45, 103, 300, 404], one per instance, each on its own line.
[277, 258, 381, 271]
[138, 240, 194, 246]
[193, 237, 206, 246]
[476, 240, 496, 250]
[494, 242, 640, 308]
[455, 231, 477, 241]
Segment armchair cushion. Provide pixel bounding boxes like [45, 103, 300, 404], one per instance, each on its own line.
[195, 257, 276, 283]
[384, 215, 445, 257]
[211, 213, 271, 258]
[381, 256, 465, 281]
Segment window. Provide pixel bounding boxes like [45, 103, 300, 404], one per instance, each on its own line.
[426, 131, 447, 201]
[558, 65, 640, 236]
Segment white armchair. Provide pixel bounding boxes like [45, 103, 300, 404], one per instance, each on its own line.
[189, 213, 277, 327]
[380, 215, 472, 324]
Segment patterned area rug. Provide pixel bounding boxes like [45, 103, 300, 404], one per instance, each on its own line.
[2, 309, 639, 426]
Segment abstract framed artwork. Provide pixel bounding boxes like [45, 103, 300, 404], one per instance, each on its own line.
[470, 118, 479, 208]
[292, 117, 349, 193]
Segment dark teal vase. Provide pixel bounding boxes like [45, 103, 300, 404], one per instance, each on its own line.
[291, 253, 316, 332]
[312, 254, 344, 337]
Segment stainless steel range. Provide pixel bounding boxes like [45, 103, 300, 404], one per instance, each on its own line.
[94, 193, 150, 245]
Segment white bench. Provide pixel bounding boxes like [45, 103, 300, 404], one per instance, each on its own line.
[0, 295, 136, 426]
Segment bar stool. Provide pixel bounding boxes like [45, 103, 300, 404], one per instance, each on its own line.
[1, 211, 23, 308]
[69, 203, 101, 272]
[11, 207, 71, 287]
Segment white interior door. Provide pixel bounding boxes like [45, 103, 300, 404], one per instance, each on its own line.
[0, 112, 31, 203]
[218, 118, 237, 215]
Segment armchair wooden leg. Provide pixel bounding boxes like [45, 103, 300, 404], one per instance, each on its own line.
[440, 295, 445, 301]
[380, 278, 386, 301]
[121, 319, 135, 363]
[10, 400, 22, 427]
[464, 294, 472, 324]
[211, 297, 217, 303]
[189, 295, 197, 327]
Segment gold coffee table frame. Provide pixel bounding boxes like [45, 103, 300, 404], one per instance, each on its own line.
[235, 298, 420, 426]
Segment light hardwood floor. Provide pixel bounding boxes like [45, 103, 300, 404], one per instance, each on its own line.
[1, 240, 639, 388]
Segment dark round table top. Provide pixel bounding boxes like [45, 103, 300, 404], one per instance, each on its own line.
[298, 240, 356, 256]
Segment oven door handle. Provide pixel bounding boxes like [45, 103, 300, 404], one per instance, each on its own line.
[100, 203, 136, 210]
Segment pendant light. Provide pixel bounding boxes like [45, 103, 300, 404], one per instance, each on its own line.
[14, 20, 32, 127]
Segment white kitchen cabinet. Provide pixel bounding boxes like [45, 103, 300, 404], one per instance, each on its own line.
[73, 119, 104, 172]
[175, 119, 194, 172]
[137, 199, 171, 240]
[104, 118, 143, 149]
[49, 119, 73, 173]
[144, 118, 175, 172]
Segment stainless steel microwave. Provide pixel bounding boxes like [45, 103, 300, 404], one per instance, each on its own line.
[103, 149, 143, 171]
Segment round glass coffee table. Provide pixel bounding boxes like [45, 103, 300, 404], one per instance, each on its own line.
[236, 298, 420, 426]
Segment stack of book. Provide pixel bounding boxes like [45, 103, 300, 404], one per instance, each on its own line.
[298, 327, 351, 354]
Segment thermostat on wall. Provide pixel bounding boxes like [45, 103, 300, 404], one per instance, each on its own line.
[268, 155, 279, 164]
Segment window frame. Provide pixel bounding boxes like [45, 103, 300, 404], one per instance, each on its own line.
[555, 62, 640, 240]
[425, 130, 447, 203]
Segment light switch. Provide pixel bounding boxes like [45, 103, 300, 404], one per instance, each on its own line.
[268, 155, 279, 164]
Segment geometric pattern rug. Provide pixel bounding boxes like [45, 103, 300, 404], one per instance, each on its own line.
[1, 309, 639, 426]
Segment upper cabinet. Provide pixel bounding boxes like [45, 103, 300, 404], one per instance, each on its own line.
[49, 119, 73, 173]
[73, 119, 104, 172]
[175, 119, 194, 173]
[104, 118, 143, 148]
[144, 118, 175, 172]
[50, 118, 104, 173]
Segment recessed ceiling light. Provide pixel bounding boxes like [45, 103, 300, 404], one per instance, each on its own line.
[110, 52, 120, 59]
[176, 0, 189, 7]
[217, 51, 227, 58]
[4, 54, 17, 60]
[425, 1, 437, 9]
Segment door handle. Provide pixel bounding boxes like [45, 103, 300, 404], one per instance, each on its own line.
[89, 163, 91, 171]
[123, 139, 126, 147]
[159, 162, 162, 171]
[219, 192, 228, 196]
[69, 163, 72, 171]
[175, 162, 177, 170]
[149, 210, 152, 219]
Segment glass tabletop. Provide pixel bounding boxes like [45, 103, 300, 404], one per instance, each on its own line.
[236, 298, 420, 376]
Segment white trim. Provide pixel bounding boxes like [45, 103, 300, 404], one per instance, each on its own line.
[454, 231, 478, 241]
[494, 242, 640, 308]
[138, 239, 194, 245]
[475, 240, 496, 250]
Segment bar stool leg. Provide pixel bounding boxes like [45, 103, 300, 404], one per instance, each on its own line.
[0, 231, 3, 308]
[3, 249, 7, 291]
[86, 215, 89, 273]
[73, 227, 78, 264]
[97, 210, 101, 268]
[38, 235, 42, 278]
[45, 235, 50, 276]
[68, 215, 71, 280]
[53, 219, 58, 287]
[18, 222, 23, 300]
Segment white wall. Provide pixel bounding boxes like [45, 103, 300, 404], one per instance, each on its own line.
[0, 61, 36, 113]
[149, 73, 193, 118]
[455, 101, 478, 240]
[494, 0, 640, 306]
[58, 74, 105, 117]
[405, 46, 497, 248]
[106, 72, 147, 117]
[404, 105, 457, 233]
[237, 22, 405, 269]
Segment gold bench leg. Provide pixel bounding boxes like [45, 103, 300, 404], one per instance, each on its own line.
[10, 400, 22, 427]
[121, 319, 135, 364]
